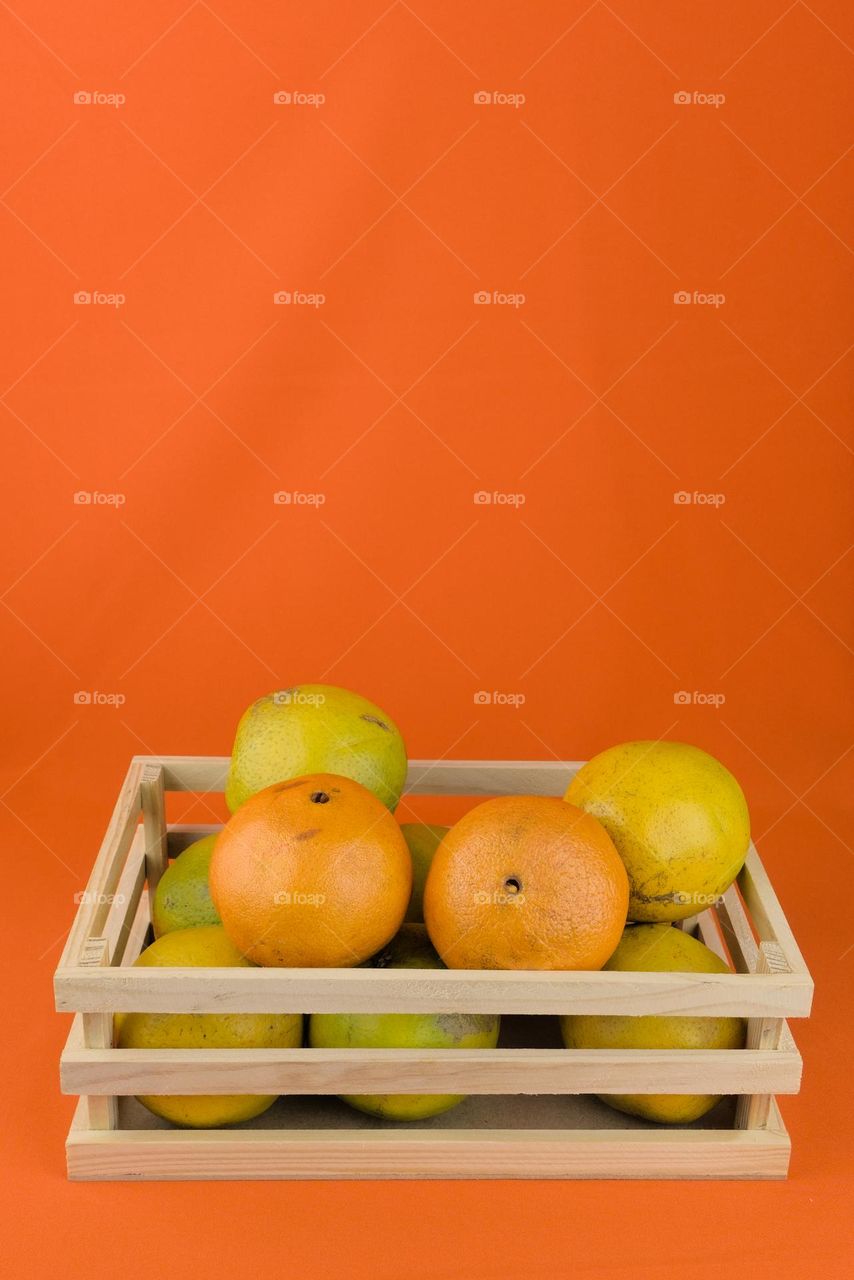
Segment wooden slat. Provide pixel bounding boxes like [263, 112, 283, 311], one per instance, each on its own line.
[79, 938, 117, 1130]
[140, 764, 168, 898]
[717, 884, 760, 975]
[65, 1123, 791, 1182]
[738, 846, 811, 982]
[60, 1042, 802, 1098]
[120, 889, 152, 966]
[736, 942, 790, 1131]
[101, 829, 147, 967]
[59, 760, 144, 968]
[54, 962, 814, 1017]
[694, 908, 732, 965]
[139, 756, 583, 797]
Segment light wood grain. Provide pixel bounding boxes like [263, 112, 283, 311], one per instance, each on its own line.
[695, 908, 731, 965]
[120, 888, 152, 967]
[101, 829, 147, 967]
[736, 942, 789, 1131]
[59, 760, 144, 968]
[60, 1042, 802, 1098]
[718, 884, 760, 975]
[54, 961, 814, 1018]
[739, 846, 811, 981]
[139, 755, 583, 797]
[79, 939, 117, 1130]
[64, 1120, 791, 1181]
[140, 763, 168, 898]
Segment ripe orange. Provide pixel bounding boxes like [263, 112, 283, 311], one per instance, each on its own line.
[209, 773, 412, 967]
[423, 796, 629, 970]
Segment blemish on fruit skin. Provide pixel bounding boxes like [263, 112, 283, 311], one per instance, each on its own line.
[361, 714, 391, 732]
[295, 828, 321, 841]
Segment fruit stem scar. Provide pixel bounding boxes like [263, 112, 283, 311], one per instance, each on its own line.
[310, 792, 331, 804]
[504, 877, 522, 894]
[360, 714, 391, 731]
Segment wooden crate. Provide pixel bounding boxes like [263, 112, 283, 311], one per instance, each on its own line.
[54, 756, 813, 1181]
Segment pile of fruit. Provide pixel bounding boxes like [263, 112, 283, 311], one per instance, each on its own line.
[118, 684, 751, 1129]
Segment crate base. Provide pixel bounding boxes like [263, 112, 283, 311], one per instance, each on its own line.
[65, 1093, 790, 1181]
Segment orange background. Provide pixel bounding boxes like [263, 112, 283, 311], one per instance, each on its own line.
[2, 2, 852, 1276]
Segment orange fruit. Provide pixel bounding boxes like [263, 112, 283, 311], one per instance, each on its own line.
[423, 796, 629, 970]
[209, 773, 412, 967]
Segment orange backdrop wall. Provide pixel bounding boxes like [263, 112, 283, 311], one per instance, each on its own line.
[2, 3, 852, 1277]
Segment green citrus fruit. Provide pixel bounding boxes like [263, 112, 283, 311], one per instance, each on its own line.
[115, 925, 302, 1128]
[566, 741, 750, 921]
[226, 685, 407, 813]
[561, 923, 745, 1124]
[309, 924, 499, 1120]
[152, 834, 220, 936]
[401, 823, 449, 922]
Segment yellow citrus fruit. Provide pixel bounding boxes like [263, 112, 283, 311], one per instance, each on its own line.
[561, 923, 746, 1123]
[566, 741, 750, 922]
[423, 796, 628, 970]
[309, 924, 499, 1120]
[225, 684, 407, 812]
[401, 823, 449, 922]
[210, 774, 412, 967]
[114, 925, 302, 1128]
[152, 834, 220, 936]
